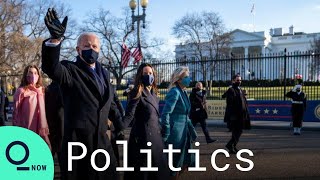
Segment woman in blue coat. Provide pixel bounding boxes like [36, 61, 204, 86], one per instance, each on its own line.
[161, 66, 198, 179]
[123, 63, 170, 180]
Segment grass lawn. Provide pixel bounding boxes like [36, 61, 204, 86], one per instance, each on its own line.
[7, 86, 319, 102]
[117, 85, 320, 101]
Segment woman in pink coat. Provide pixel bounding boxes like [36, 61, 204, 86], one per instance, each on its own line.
[13, 65, 51, 149]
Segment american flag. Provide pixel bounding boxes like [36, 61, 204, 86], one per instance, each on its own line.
[132, 44, 143, 64]
[121, 43, 131, 68]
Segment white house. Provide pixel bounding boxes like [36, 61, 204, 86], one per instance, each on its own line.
[175, 26, 320, 81]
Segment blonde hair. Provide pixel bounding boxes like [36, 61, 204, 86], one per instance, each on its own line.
[168, 66, 189, 90]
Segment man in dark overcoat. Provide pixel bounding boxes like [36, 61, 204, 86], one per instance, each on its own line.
[189, 82, 216, 143]
[286, 84, 307, 135]
[0, 88, 6, 126]
[224, 75, 251, 154]
[45, 81, 64, 166]
[42, 8, 123, 180]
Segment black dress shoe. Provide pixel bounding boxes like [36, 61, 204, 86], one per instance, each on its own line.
[206, 138, 217, 144]
[225, 144, 236, 154]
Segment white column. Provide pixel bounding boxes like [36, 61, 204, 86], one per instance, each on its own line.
[245, 47, 249, 80]
[245, 47, 249, 57]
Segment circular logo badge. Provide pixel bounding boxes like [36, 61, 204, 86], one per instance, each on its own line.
[314, 104, 320, 120]
[0, 126, 54, 180]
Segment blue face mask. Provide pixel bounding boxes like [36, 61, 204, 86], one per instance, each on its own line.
[142, 74, 154, 86]
[181, 76, 191, 87]
[81, 49, 99, 64]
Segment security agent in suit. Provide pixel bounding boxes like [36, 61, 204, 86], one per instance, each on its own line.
[224, 75, 251, 154]
[0, 88, 6, 126]
[45, 81, 64, 166]
[286, 84, 307, 135]
[42, 8, 124, 180]
[189, 82, 216, 143]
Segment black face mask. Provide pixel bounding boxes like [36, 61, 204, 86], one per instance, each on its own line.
[234, 82, 240, 87]
[81, 49, 99, 64]
[296, 89, 301, 92]
[142, 74, 154, 86]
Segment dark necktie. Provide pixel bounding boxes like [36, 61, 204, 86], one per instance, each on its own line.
[89, 68, 104, 96]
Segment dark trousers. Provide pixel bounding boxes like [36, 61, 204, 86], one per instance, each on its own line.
[60, 128, 119, 180]
[292, 113, 304, 128]
[0, 116, 4, 126]
[52, 151, 62, 168]
[291, 105, 304, 128]
[191, 118, 211, 140]
[111, 136, 119, 166]
[227, 121, 243, 148]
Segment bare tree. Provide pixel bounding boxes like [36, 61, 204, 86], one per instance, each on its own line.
[0, 0, 77, 92]
[172, 11, 231, 92]
[0, 0, 77, 75]
[143, 49, 175, 84]
[0, 0, 24, 71]
[80, 8, 162, 88]
[21, 0, 78, 65]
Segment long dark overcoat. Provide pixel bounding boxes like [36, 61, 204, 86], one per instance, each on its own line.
[42, 41, 123, 180]
[223, 86, 251, 130]
[189, 88, 208, 121]
[123, 88, 170, 180]
[45, 81, 64, 154]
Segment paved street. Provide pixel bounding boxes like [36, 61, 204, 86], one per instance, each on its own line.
[54, 126, 320, 180]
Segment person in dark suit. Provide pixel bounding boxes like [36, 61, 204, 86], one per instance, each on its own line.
[123, 84, 134, 127]
[286, 84, 307, 135]
[224, 75, 251, 154]
[222, 86, 231, 131]
[123, 63, 170, 180]
[0, 88, 6, 126]
[189, 82, 216, 143]
[42, 8, 123, 180]
[45, 81, 64, 166]
[4, 95, 8, 122]
[108, 92, 125, 166]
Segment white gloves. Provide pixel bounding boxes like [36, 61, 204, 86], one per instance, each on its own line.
[292, 85, 302, 92]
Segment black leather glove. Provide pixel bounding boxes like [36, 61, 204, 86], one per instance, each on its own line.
[44, 8, 68, 39]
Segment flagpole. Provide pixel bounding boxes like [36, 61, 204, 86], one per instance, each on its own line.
[251, 2, 255, 32]
[137, 11, 142, 63]
[130, 0, 147, 64]
[253, 11, 255, 32]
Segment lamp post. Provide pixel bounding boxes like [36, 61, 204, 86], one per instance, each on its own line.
[129, 0, 148, 61]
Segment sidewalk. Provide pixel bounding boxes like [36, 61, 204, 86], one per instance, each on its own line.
[207, 119, 320, 131]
